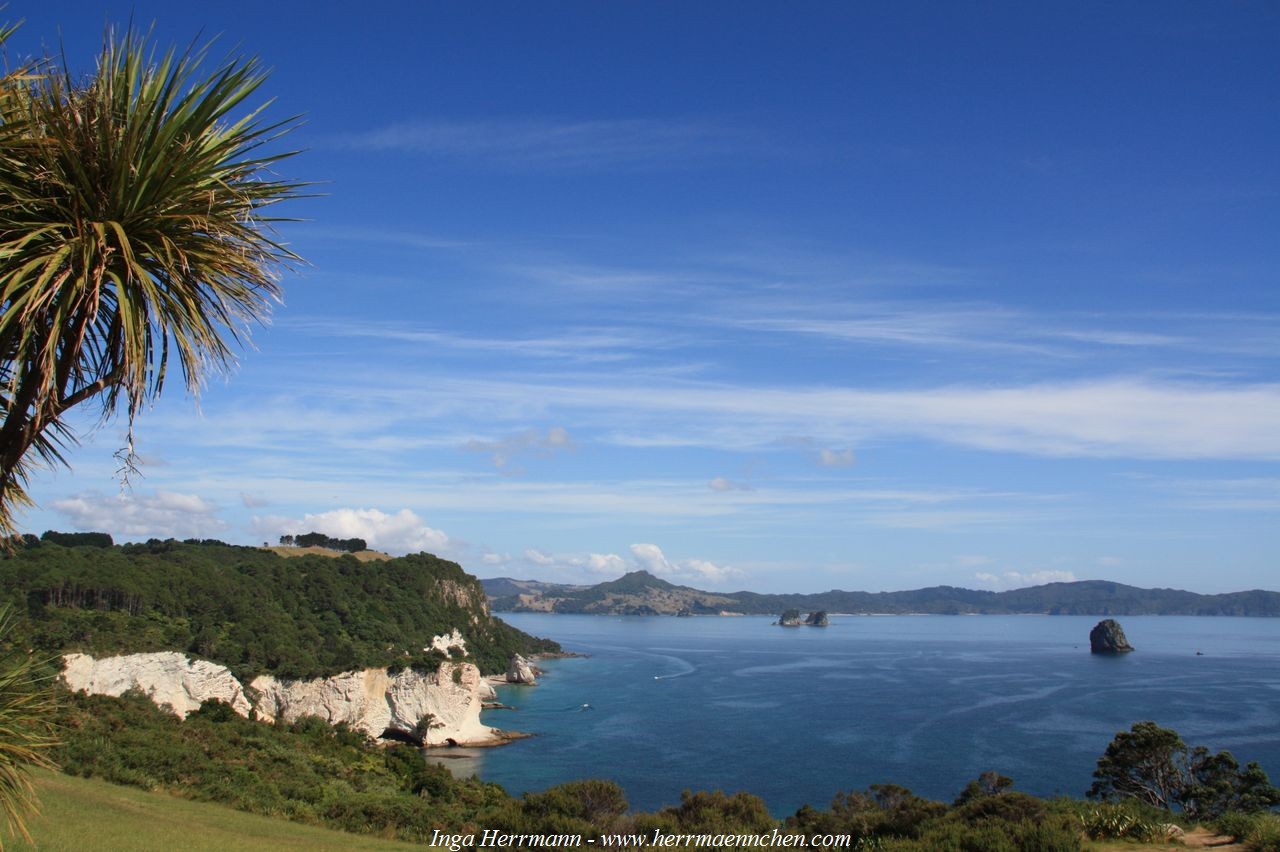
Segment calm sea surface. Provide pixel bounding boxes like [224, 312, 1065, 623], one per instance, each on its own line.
[438, 614, 1280, 816]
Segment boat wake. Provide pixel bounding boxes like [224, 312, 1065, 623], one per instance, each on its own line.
[652, 655, 696, 680]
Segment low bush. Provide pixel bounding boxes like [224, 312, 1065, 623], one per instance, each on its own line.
[891, 814, 1081, 852]
[1246, 813, 1280, 852]
[1217, 810, 1262, 840]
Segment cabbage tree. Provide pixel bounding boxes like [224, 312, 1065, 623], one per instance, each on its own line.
[0, 26, 304, 535]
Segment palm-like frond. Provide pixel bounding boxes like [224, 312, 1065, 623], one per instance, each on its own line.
[0, 605, 57, 849]
[0, 27, 304, 534]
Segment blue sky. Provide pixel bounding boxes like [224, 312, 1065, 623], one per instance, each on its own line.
[6, 2, 1278, 593]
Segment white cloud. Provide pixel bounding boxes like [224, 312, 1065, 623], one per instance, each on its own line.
[709, 476, 753, 492]
[585, 553, 624, 574]
[629, 542, 739, 585]
[818, 448, 856, 467]
[498, 548, 629, 584]
[240, 492, 270, 508]
[507, 542, 736, 586]
[53, 490, 228, 540]
[974, 570, 1078, 590]
[524, 548, 556, 566]
[254, 508, 454, 555]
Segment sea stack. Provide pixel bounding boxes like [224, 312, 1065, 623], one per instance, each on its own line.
[804, 611, 830, 627]
[506, 653, 539, 684]
[1089, 619, 1135, 654]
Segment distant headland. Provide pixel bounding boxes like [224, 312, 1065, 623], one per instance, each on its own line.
[482, 570, 1280, 617]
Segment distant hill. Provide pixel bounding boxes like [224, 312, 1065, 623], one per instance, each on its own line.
[482, 572, 1280, 617]
[484, 570, 740, 615]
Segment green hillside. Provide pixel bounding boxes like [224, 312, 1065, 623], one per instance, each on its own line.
[1, 538, 558, 679]
[10, 770, 426, 852]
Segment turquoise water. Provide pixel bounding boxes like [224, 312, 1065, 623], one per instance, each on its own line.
[442, 614, 1280, 816]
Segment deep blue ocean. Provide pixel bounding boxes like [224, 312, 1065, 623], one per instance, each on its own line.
[437, 614, 1280, 817]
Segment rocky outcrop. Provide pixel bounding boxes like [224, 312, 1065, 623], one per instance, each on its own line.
[60, 651, 253, 718]
[427, 628, 467, 657]
[506, 653, 538, 684]
[251, 662, 494, 745]
[779, 609, 828, 626]
[1090, 619, 1135, 654]
[60, 649, 498, 745]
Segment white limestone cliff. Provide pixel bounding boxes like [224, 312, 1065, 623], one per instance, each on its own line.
[251, 661, 495, 745]
[60, 648, 499, 746]
[60, 651, 253, 719]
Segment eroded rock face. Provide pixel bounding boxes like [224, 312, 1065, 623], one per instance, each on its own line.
[60, 651, 253, 718]
[1090, 619, 1135, 654]
[251, 661, 494, 745]
[506, 653, 538, 684]
[60, 651, 497, 745]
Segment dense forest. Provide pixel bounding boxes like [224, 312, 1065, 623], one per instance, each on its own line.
[485, 571, 1280, 617]
[0, 537, 558, 679]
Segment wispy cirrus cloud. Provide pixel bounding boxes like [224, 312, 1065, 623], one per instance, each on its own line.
[419, 374, 1280, 460]
[1134, 475, 1280, 511]
[707, 299, 1280, 363]
[140, 368, 1280, 464]
[281, 317, 681, 365]
[464, 426, 575, 474]
[330, 117, 758, 171]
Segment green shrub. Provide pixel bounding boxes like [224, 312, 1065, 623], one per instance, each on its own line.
[661, 789, 776, 835]
[895, 815, 1080, 852]
[1075, 801, 1167, 841]
[1246, 813, 1280, 852]
[951, 791, 1046, 824]
[1217, 810, 1261, 840]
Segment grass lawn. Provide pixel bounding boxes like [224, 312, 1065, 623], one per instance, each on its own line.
[7, 770, 430, 851]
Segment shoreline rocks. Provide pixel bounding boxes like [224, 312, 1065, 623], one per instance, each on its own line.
[778, 609, 829, 626]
